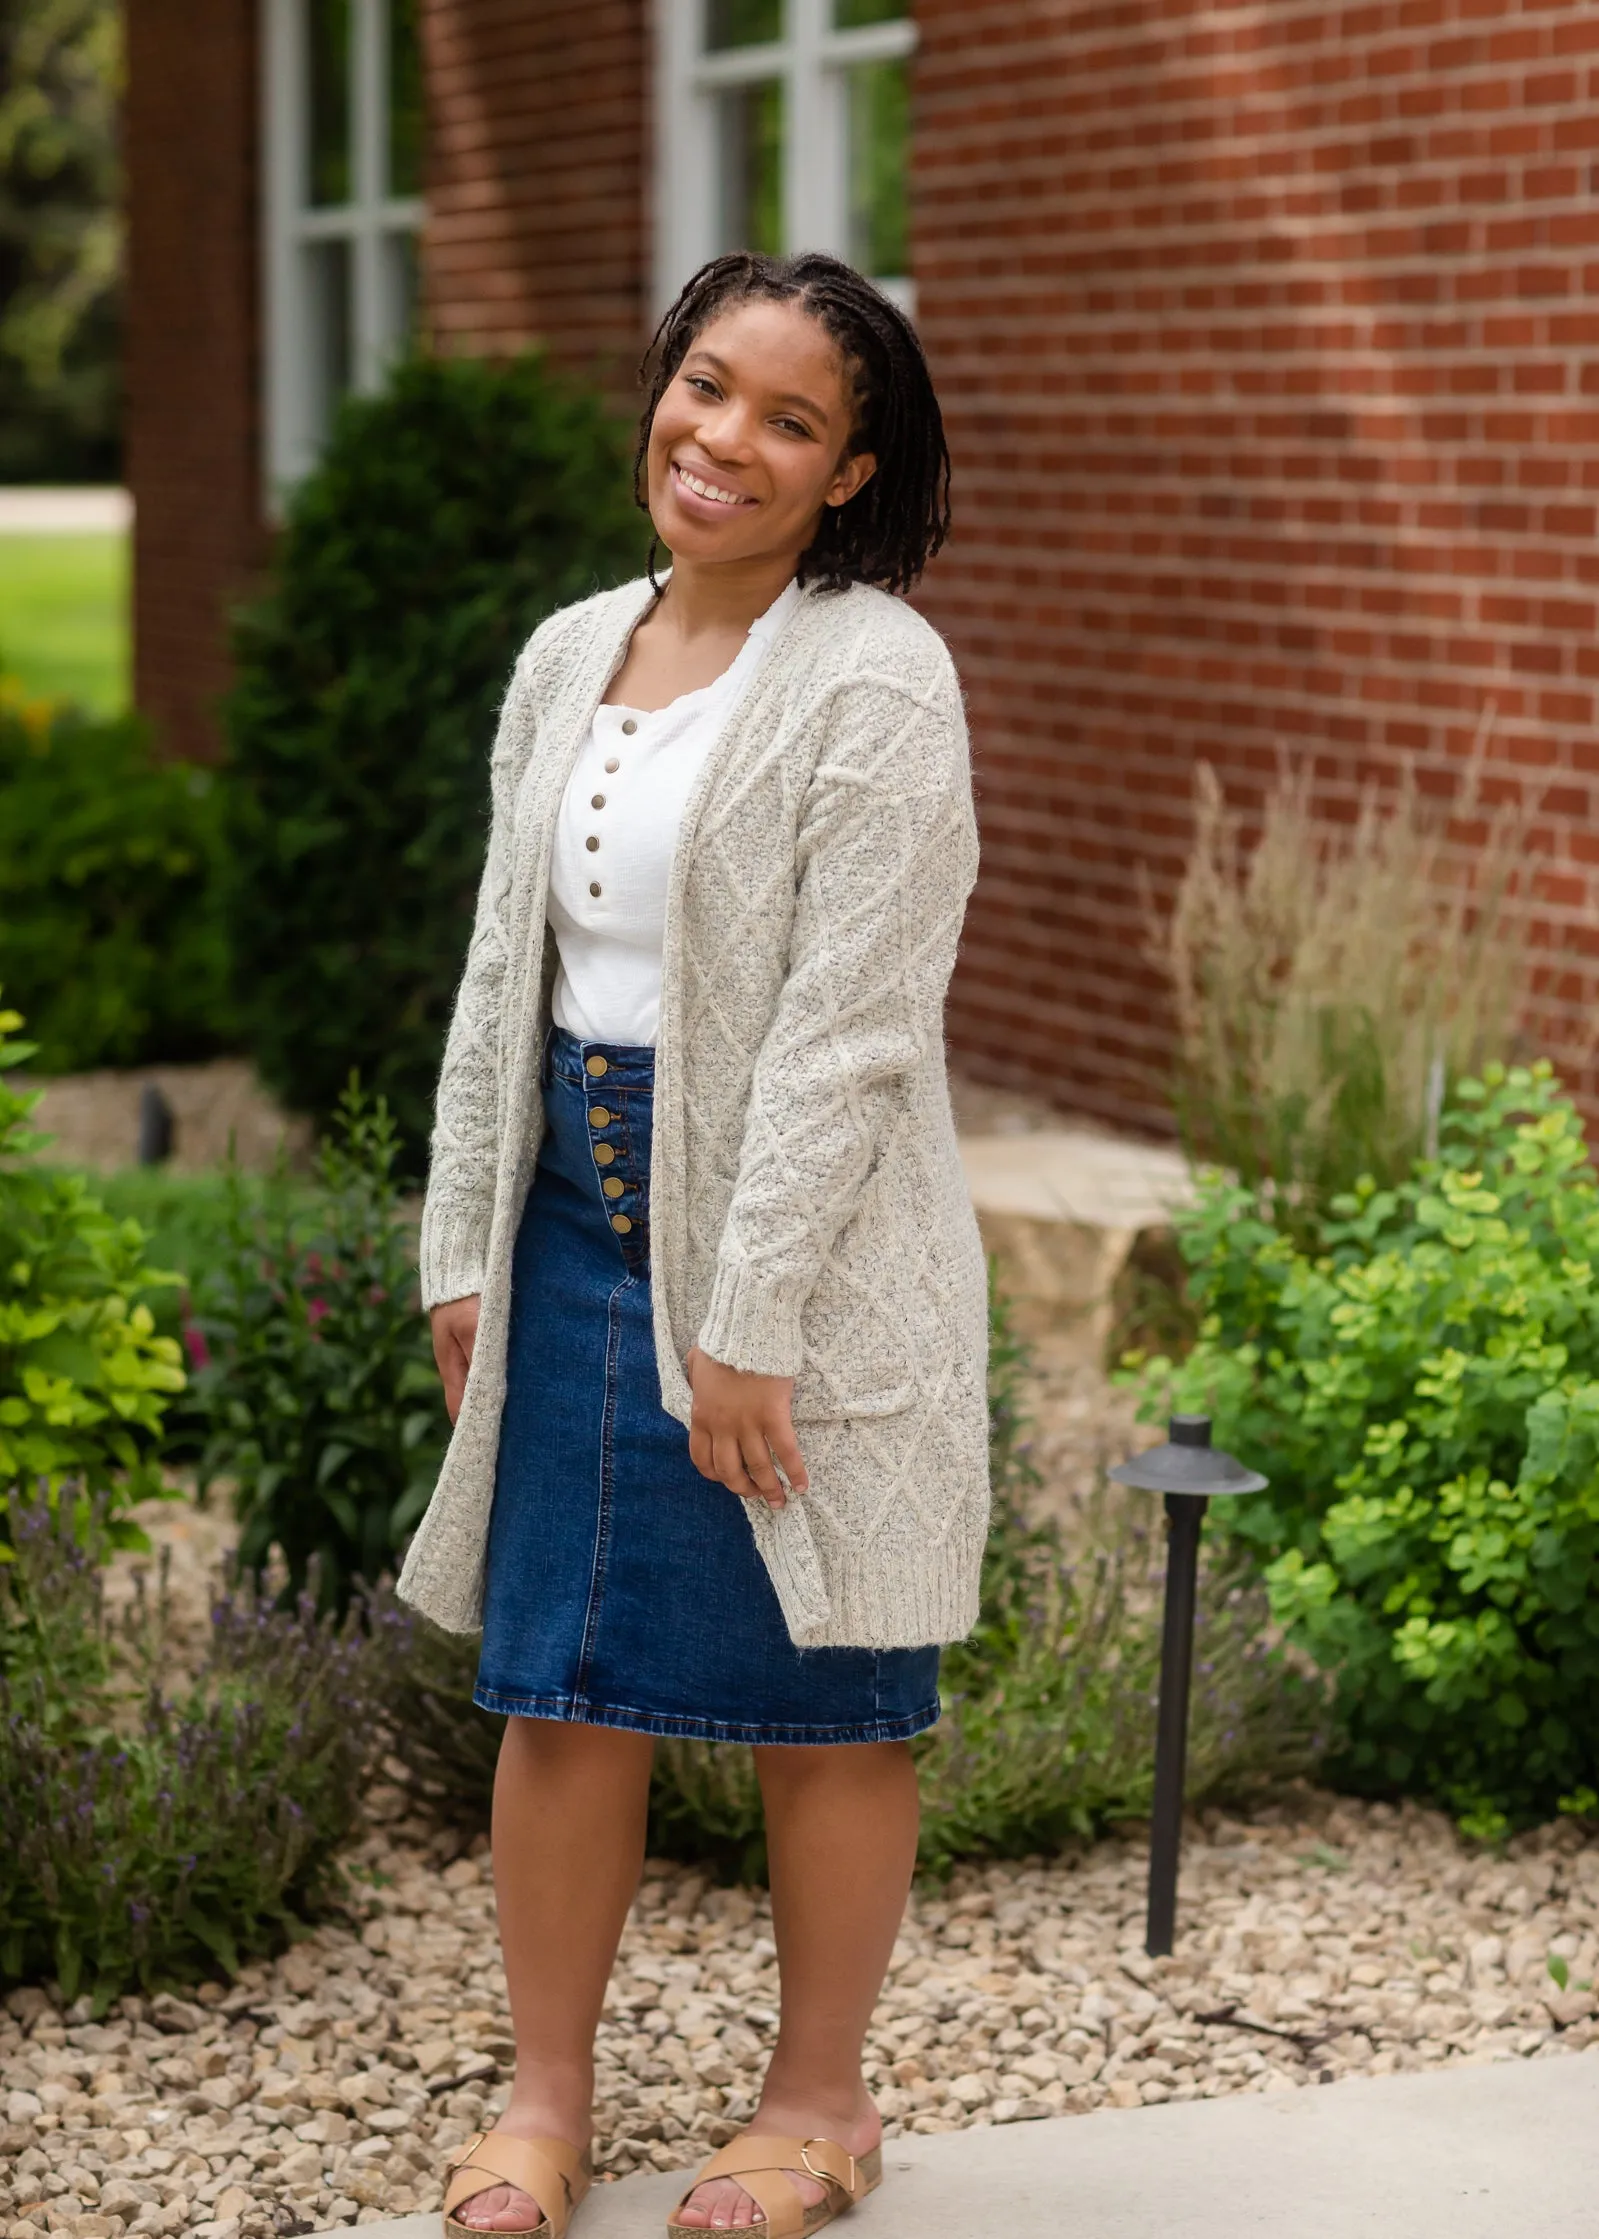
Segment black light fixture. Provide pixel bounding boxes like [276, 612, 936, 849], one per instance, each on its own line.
[1109, 1413, 1268, 1958]
[137, 1082, 174, 1166]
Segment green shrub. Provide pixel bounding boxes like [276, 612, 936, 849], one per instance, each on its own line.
[0, 1494, 383, 2007]
[375, 1282, 1323, 1871]
[224, 352, 647, 1161]
[185, 1079, 447, 1606]
[1132, 1060, 1599, 1835]
[0, 1000, 186, 1549]
[0, 694, 234, 1074]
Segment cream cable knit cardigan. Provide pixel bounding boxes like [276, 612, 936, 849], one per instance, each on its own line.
[397, 574, 990, 1650]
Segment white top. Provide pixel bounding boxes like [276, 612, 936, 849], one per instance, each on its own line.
[547, 579, 803, 1045]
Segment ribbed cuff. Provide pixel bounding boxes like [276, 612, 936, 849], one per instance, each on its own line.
[418, 1196, 492, 1313]
[697, 1256, 805, 1379]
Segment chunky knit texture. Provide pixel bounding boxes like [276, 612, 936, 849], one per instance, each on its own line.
[397, 576, 990, 1649]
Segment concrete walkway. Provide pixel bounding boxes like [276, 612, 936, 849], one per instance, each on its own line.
[344, 2052, 1596, 2239]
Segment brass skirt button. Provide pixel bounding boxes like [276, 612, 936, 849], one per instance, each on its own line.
[593, 1143, 616, 1165]
[610, 1212, 632, 1234]
[585, 1054, 609, 1078]
[588, 1104, 611, 1127]
[602, 1176, 625, 1199]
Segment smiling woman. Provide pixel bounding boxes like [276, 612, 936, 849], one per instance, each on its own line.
[403, 252, 981, 2239]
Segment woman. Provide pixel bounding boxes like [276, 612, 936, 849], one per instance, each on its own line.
[399, 250, 989, 2239]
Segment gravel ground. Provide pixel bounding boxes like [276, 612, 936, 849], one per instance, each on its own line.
[3, 1797, 1595, 2239]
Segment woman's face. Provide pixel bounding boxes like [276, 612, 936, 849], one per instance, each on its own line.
[645, 298, 877, 570]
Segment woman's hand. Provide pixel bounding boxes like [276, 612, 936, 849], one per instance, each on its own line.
[685, 1345, 809, 1508]
[430, 1295, 481, 1425]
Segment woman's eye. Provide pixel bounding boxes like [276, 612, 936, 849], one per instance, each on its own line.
[686, 375, 719, 397]
[774, 418, 811, 438]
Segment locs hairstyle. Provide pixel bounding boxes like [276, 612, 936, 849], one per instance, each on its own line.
[635, 251, 952, 597]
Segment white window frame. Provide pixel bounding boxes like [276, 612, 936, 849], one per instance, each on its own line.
[653, 0, 917, 318]
[261, 0, 424, 503]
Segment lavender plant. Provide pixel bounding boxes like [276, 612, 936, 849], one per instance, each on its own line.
[0, 1494, 383, 2007]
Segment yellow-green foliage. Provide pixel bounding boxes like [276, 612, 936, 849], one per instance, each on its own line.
[0, 998, 184, 1548]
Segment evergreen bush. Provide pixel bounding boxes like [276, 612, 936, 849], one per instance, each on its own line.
[0, 691, 233, 1073]
[224, 353, 647, 1161]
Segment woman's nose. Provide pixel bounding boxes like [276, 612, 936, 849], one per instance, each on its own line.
[695, 405, 755, 459]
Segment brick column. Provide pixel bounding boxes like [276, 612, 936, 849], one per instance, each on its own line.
[125, 0, 266, 765]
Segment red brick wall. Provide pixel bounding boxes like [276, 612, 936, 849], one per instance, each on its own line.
[914, 0, 1599, 1133]
[419, 0, 650, 399]
[125, 0, 265, 765]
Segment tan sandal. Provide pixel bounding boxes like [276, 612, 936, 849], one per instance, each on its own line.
[666, 2134, 882, 2239]
[443, 2130, 593, 2239]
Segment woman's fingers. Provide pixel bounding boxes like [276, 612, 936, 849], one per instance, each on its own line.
[710, 1429, 763, 1500]
[739, 1434, 787, 1508]
[768, 1417, 809, 1496]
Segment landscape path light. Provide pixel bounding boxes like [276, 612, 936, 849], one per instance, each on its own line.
[1109, 1413, 1268, 1959]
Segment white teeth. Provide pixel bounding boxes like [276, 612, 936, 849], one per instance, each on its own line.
[676, 465, 749, 507]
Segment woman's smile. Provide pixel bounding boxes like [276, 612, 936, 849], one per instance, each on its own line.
[670, 459, 758, 512]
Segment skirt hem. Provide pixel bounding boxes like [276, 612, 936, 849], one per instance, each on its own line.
[472, 1683, 941, 1747]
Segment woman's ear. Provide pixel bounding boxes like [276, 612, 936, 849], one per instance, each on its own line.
[826, 450, 877, 509]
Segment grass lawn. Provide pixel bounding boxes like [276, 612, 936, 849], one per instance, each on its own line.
[0, 529, 129, 713]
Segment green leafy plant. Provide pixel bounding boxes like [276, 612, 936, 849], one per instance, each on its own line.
[0, 997, 185, 1549]
[185, 1077, 448, 1606]
[0, 695, 233, 1072]
[375, 1280, 1323, 1871]
[1153, 756, 1527, 1243]
[0, 1493, 383, 2007]
[224, 351, 647, 1161]
[1131, 1061, 1599, 1830]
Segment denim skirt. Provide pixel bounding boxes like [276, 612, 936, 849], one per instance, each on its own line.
[475, 1026, 942, 1744]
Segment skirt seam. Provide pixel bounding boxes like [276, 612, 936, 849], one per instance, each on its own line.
[471, 1684, 941, 1748]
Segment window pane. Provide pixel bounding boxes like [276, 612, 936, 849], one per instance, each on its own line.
[705, 0, 783, 51]
[834, 0, 907, 22]
[382, 229, 421, 357]
[847, 57, 908, 278]
[718, 81, 784, 254]
[306, 0, 351, 207]
[304, 237, 353, 439]
[387, 0, 425, 196]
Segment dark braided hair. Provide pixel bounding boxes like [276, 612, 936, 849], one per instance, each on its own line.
[634, 251, 951, 597]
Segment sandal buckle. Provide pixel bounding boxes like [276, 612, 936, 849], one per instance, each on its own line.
[800, 2141, 855, 2195]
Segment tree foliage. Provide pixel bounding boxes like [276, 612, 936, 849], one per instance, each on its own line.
[0, 0, 120, 482]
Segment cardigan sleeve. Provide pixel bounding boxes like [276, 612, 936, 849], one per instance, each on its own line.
[416, 652, 540, 1311]
[695, 643, 979, 1378]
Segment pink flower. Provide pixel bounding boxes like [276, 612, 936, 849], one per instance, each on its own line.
[306, 1297, 330, 1325]
[183, 1323, 211, 1371]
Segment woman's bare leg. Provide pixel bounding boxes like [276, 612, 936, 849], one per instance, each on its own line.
[454, 1718, 656, 2231]
[674, 1741, 920, 2232]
